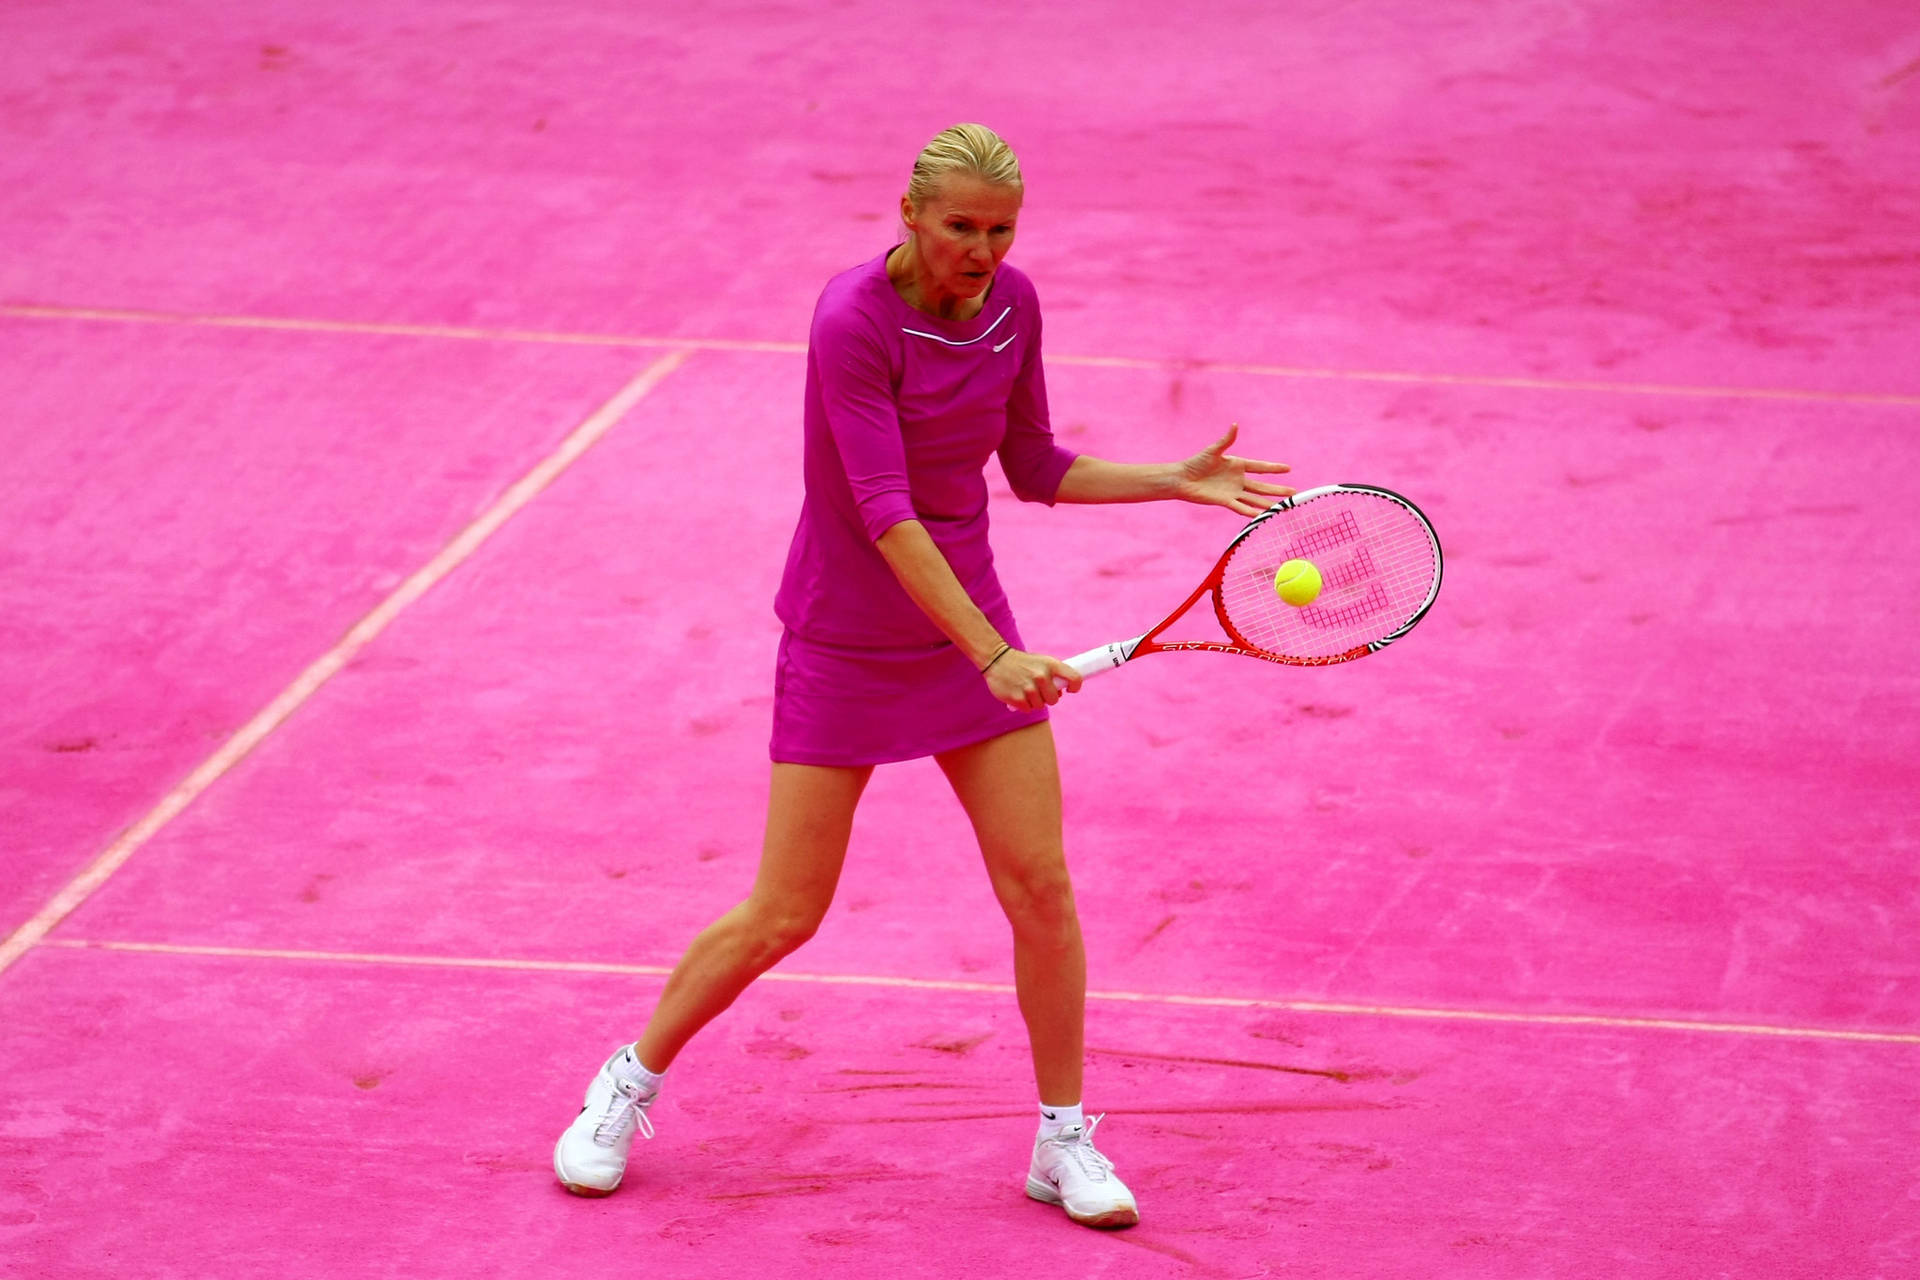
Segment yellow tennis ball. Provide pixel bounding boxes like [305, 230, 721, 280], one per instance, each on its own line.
[1273, 559, 1322, 606]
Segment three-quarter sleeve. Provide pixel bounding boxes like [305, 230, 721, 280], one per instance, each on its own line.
[998, 301, 1078, 504]
[812, 310, 918, 541]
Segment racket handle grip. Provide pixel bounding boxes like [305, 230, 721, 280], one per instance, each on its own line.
[1060, 639, 1138, 682]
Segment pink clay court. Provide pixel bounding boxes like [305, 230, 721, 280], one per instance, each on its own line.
[4, 3, 1919, 1277]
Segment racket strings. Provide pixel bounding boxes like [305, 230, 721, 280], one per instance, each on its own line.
[1296, 580, 1392, 630]
[1287, 510, 1363, 557]
[1320, 545, 1377, 592]
[1219, 492, 1438, 660]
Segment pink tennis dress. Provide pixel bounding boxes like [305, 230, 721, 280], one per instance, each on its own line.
[770, 248, 1078, 766]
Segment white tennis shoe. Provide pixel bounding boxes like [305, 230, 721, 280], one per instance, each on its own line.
[1026, 1115, 1139, 1228]
[553, 1047, 656, 1196]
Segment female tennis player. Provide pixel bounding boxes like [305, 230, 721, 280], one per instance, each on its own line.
[553, 123, 1293, 1229]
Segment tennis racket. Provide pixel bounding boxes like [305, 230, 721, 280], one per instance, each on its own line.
[1063, 484, 1442, 680]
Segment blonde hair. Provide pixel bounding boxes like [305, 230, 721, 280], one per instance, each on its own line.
[906, 123, 1023, 208]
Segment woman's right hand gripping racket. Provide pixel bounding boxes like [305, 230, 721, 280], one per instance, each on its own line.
[1065, 484, 1443, 681]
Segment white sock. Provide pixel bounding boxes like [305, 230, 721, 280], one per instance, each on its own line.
[612, 1045, 666, 1096]
[1038, 1101, 1084, 1136]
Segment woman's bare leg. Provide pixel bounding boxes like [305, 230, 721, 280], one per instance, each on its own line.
[936, 723, 1084, 1105]
[633, 761, 871, 1071]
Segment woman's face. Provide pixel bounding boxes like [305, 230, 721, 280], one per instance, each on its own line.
[901, 172, 1022, 304]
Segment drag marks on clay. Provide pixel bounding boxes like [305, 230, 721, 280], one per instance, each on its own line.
[1309, 1140, 1396, 1173]
[1103, 1234, 1229, 1276]
[745, 1033, 812, 1060]
[814, 1080, 972, 1094]
[1094, 550, 1164, 578]
[1086, 1045, 1358, 1083]
[1708, 503, 1864, 527]
[1244, 1018, 1309, 1048]
[462, 1150, 550, 1175]
[705, 1168, 923, 1201]
[821, 1101, 1394, 1128]
[1132, 913, 1178, 954]
[1876, 56, 1920, 90]
[915, 1031, 994, 1056]
[1564, 464, 1644, 490]
[1155, 878, 1246, 906]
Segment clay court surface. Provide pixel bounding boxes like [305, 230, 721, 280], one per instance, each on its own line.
[4, 3, 1919, 1277]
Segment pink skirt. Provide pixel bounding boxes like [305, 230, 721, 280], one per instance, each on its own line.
[770, 627, 1049, 767]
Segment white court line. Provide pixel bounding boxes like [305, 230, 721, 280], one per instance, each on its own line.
[0, 303, 804, 355]
[39, 938, 1920, 1047]
[1055, 352, 1920, 407]
[7, 302, 1920, 407]
[0, 351, 692, 977]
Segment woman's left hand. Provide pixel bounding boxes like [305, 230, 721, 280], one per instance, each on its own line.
[1175, 423, 1294, 517]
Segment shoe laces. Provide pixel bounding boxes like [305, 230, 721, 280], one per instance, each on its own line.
[1043, 1113, 1115, 1182]
[592, 1076, 656, 1147]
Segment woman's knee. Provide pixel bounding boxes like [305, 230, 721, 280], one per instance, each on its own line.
[994, 862, 1081, 943]
[736, 897, 827, 966]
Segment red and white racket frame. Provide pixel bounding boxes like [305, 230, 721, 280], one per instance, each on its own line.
[1062, 483, 1443, 679]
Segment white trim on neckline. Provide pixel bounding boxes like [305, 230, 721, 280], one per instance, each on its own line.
[901, 306, 1013, 347]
